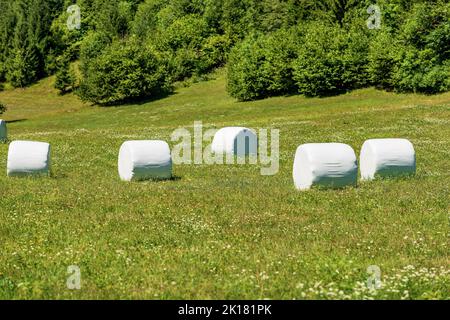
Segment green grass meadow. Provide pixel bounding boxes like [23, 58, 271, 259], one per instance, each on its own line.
[0, 71, 449, 299]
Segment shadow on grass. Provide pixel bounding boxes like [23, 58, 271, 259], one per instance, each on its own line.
[50, 172, 68, 180]
[7, 174, 53, 179]
[357, 173, 417, 186]
[168, 175, 182, 182]
[131, 175, 182, 184]
[6, 119, 26, 124]
[95, 91, 177, 108]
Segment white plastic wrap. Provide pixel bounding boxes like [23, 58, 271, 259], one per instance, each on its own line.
[293, 143, 358, 190]
[0, 120, 6, 140]
[7, 141, 51, 176]
[118, 140, 172, 181]
[211, 127, 257, 156]
[360, 138, 416, 180]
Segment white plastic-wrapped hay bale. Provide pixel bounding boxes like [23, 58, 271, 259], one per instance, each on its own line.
[118, 140, 172, 181]
[211, 127, 257, 156]
[7, 141, 51, 176]
[360, 138, 416, 180]
[0, 120, 6, 140]
[293, 143, 358, 190]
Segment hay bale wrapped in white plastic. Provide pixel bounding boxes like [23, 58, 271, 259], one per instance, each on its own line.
[211, 127, 257, 156]
[293, 143, 358, 190]
[0, 120, 6, 140]
[360, 138, 416, 180]
[118, 140, 172, 181]
[7, 141, 51, 177]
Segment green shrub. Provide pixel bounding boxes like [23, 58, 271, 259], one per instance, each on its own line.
[400, 2, 449, 53]
[341, 25, 372, 89]
[227, 28, 298, 101]
[0, 102, 6, 115]
[368, 30, 400, 90]
[78, 39, 170, 105]
[79, 32, 112, 76]
[368, 2, 450, 94]
[155, 14, 215, 81]
[155, 0, 205, 31]
[166, 47, 199, 82]
[292, 26, 343, 97]
[292, 23, 370, 97]
[427, 21, 450, 63]
[0, 64, 5, 83]
[132, 0, 166, 40]
[197, 34, 231, 74]
[392, 48, 450, 94]
[157, 14, 209, 51]
[163, 34, 230, 82]
[6, 46, 42, 88]
[95, 0, 134, 39]
[391, 2, 450, 93]
[54, 54, 76, 95]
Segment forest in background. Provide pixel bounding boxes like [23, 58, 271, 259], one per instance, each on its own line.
[0, 0, 449, 105]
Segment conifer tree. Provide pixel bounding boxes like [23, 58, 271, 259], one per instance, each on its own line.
[54, 53, 75, 94]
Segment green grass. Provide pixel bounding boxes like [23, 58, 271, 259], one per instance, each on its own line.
[0, 70, 449, 299]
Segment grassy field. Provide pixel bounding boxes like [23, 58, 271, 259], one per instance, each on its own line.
[0, 70, 449, 299]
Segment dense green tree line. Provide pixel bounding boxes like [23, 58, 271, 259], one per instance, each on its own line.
[0, 0, 65, 86]
[0, 0, 448, 104]
[228, 0, 450, 100]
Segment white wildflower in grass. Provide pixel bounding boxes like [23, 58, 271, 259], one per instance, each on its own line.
[294, 265, 449, 300]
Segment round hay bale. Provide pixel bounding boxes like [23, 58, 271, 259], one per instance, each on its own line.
[7, 141, 51, 177]
[0, 120, 6, 141]
[118, 140, 172, 181]
[293, 143, 358, 190]
[360, 138, 416, 180]
[211, 127, 257, 156]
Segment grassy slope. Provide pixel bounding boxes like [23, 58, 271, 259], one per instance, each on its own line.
[0, 72, 449, 299]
